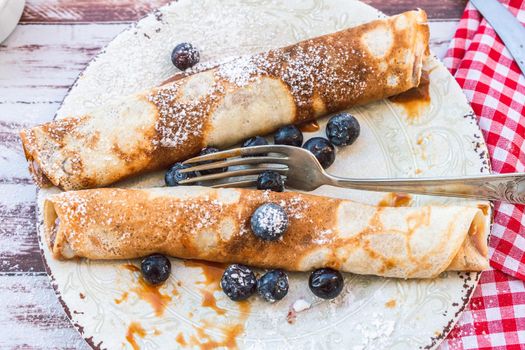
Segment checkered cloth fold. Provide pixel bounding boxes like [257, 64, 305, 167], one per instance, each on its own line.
[440, 1, 525, 348]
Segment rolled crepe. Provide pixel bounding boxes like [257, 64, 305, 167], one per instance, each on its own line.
[21, 10, 429, 190]
[44, 187, 489, 279]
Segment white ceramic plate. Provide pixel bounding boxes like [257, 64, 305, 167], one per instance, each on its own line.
[0, 0, 25, 43]
[37, 1, 492, 349]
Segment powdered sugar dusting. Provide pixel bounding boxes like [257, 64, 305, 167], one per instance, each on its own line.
[177, 195, 224, 230]
[123, 18, 376, 155]
[217, 43, 372, 114]
[217, 55, 266, 87]
[147, 83, 216, 149]
[312, 229, 333, 245]
[252, 203, 288, 236]
[352, 313, 396, 349]
[279, 196, 311, 220]
[58, 192, 89, 228]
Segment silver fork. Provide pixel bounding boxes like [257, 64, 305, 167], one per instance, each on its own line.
[180, 145, 525, 204]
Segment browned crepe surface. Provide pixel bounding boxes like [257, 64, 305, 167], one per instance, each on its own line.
[45, 187, 488, 279]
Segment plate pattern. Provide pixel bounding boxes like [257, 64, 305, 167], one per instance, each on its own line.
[37, 1, 491, 349]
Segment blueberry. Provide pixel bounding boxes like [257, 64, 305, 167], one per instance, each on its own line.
[165, 162, 196, 186]
[141, 254, 171, 285]
[171, 42, 200, 70]
[242, 136, 268, 157]
[274, 125, 303, 147]
[250, 203, 289, 241]
[257, 269, 289, 302]
[308, 268, 344, 299]
[199, 147, 228, 175]
[302, 137, 335, 169]
[220, 264, 257, 301]
[256, 171, 284, 192]
[326, 113, 360, 146]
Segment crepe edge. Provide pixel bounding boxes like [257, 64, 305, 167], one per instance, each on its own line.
[20, 128, 56, 188]
[44, 195, 75, 260]
[412, 9, 430, 86]
[446, 208, 490, 273]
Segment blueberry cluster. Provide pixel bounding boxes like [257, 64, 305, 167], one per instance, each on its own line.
[304, 113, 361, 168]
[165, 114, 360, 188]
[138, 253, 345, 301]
[241, 112, 360, 171]
[220, 264, 289, 302]
[220, 263, 344, 302]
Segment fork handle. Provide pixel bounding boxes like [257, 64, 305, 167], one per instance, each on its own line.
[325, 172, 525, 204]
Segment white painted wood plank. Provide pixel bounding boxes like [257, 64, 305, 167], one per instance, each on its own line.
[22, 0, 169, 23]
[19, 0, 467, 23]
[0, 273, 88, 349]
[0, 101, 60, 125]
[0, 23, 126, 103]
[0, 120, 33, 183]
[0, 184, 41, 272]
[429, 21, 458, 60]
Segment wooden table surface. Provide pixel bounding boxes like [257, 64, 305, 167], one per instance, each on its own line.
[0, 0, 468, 348]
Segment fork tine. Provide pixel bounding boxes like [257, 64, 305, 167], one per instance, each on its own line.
[182, 145, 293, 164]
[179, 156, 289, 173]
[178, 166, 288, 185]
[211, 179, 258, 188]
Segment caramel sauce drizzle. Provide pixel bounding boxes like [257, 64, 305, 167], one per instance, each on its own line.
[132, 277, 172, 317]
[122, 264, 140, 272]
[184, 260, 226, 289]
[114, 291, 128, 305]
[201, 290, 226, 315]
[126, 322, 146, 350]
[121, 264, 172, 317]
[389, 71, 431, 120]
[184, 260, 228, 315]
[385, 299, 397, 308]
[189, 301, 251, 350]
[477, 203, 489, 216]
[298, 120, 320, 132]
[176, 333, 188, 347]
[378, 193, 412, 207]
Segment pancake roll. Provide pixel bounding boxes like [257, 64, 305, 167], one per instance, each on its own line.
[44, 187, 489, 279]
[22, 10, 429, 190]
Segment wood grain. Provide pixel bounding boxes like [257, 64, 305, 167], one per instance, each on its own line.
[20, 0, 468, 23]
[0, 198, 41, 272]
[0, 274, 88, 349]
[0, 24, 125, 103]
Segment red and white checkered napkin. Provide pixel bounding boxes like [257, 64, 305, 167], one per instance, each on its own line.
[440, 0, 525, 349]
